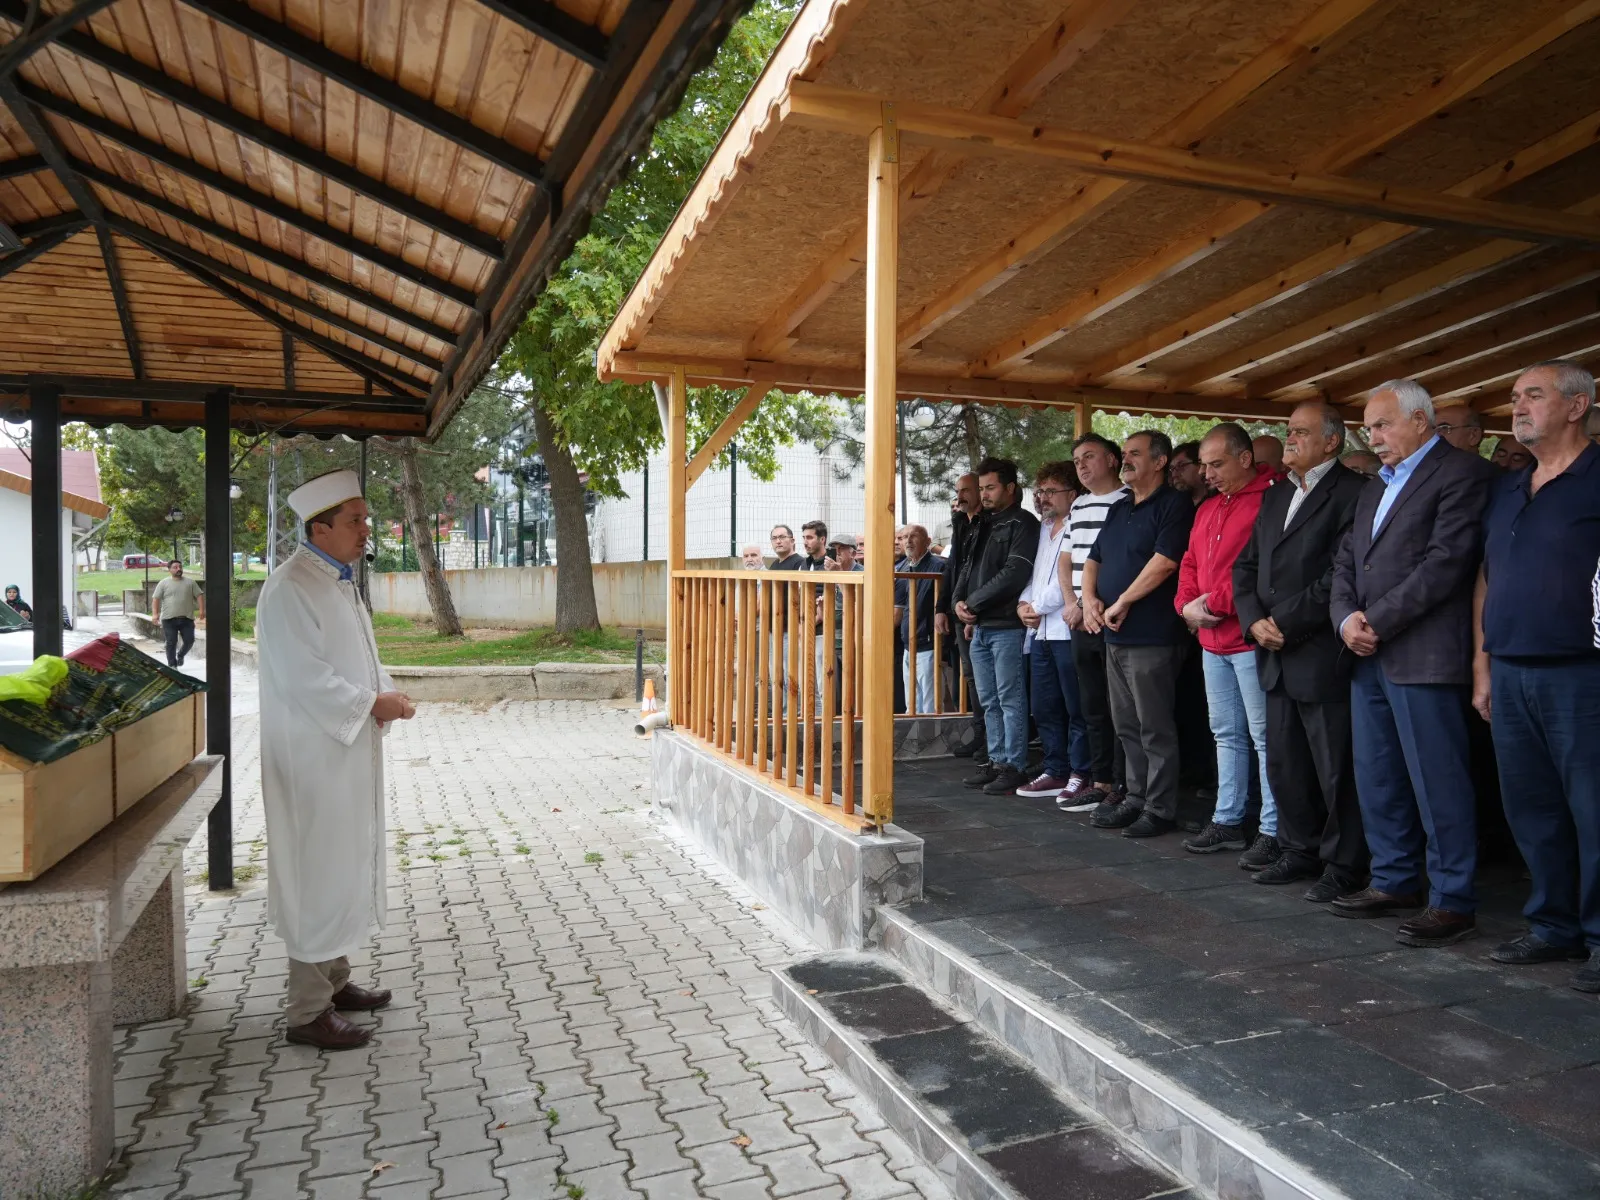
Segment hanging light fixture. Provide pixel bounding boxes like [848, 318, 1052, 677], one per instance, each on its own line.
[909, 401, 938, 429]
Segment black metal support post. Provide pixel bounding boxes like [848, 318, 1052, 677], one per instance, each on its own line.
[358, 438, 369, 602]
[29, 383, 63, 660]
[517, 486, 526, 567]
[204, 387, 234, 891]
[729, 441, 737, 558]
[641, 459, 649, 560]
[897, 401, 908, 523]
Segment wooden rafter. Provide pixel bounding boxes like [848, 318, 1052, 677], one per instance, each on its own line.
[469, 0, 610, 68]
[0, 220, 80, 279]
[743, 0, 1135, 360]
[1445, 330, 1600, 403]
[26, 85, 478, 308]
[1248, 255, 1600, 399]
[899, 0, 1399, 358]
[684, 378, 775, 488]
[0, 0, 116, 77]
[0, 4, 507, 259]
[1077, 6, 1600, 385]
[176, 0, 546, 182]
[95, 225, 143, 380]
[0, 151, 41, 179]
[282, 333, 295, 392]
[784, 85, 1600, 249]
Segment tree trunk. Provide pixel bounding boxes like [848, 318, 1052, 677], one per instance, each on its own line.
[530, 399, 600, 633]
[962, 407, 983, 472]
[397, 438, 463, 636]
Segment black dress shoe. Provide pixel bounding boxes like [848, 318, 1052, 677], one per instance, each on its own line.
[1092, 800, 1142, 829]
[1302, 868, 1362, 904]
[1573, 964, 1600, 993]
[1329, 887, 1425, 919]
[1395, 907, 1477, 948]
[1238, 834, 1281, 872]
[1489, 933, 1590, 965]
[331, 982, 393, 1011]
[1253, 856, 1320, 886]
[983, 765, 1026, 796]
[1122, 812, 1175, 839]
[963, 763, 999, 789]
[286, 1008, 372, 1050]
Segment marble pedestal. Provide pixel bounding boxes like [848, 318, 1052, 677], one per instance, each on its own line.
[653, 731, 923, 950]
[0, 758, 222, 1197]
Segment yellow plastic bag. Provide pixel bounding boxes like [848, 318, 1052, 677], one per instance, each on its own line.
[0, 655, 69, 706]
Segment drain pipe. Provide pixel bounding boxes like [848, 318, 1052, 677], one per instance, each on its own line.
[635, 711, 670, 736]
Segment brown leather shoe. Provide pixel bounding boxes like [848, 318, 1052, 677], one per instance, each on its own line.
[331, 982, 392, 1012]
[1395, 907, 1478, 948]
[285, 1007, 372, 1050]
[1328, 887, 1425, 919]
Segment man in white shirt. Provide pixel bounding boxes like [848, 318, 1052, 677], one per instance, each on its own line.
[1017, 462, 1087, 799]
[1057, 434, 1130, 810]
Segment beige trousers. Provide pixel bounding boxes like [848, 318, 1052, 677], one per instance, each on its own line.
[286, 956, 351, 1026]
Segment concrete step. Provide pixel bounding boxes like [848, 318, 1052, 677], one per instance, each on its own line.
[773, 955, 1195, 1200]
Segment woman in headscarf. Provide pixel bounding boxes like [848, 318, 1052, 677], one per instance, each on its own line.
[4, 585, 31, 622]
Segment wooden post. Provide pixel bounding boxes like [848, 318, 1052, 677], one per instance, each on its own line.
[667, 369, 687, 724]
[862, 112, 899, 828]
[1074, 398, 1091, 436]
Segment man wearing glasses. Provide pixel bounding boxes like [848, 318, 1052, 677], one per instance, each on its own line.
[1331, 379, 1496, 946]
[1433, 403, 1486, 455]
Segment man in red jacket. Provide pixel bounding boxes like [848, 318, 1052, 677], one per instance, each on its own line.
[1175, 424, 1280, 869]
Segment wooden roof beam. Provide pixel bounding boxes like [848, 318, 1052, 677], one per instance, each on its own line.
[12, 210, 87, 238]
[0, 151, 43, 180]
[1435, 327, 1600, 403]
[684, 377, 774, 488]
[0, 373, 421, 408]
[785, 85, 1600, 248]
[79, 158, 460, 346]
[901, 0, 1401, 358]
[24, 82, 478, 308]
[1246, 254, 1600, 399]
[743, 0, 1137, 360]
[0, 0, 116, 78]
[176, 0, 546, 183]
[0, 219, 79, 279]
[469, 0, 610, 68]
[95, 225, 144, 379]
[0, 2, 507, 259]
[112, 217, 448, 372]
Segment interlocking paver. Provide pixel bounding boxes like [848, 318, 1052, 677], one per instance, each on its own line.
[101, 664, 949, 1200]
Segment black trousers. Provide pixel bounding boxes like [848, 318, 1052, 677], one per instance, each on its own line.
[1266, 689, 1367, 879]
[162, 616, 196, 667]
[1070, 629, 1124, 787]
[958, 633, 986, 742]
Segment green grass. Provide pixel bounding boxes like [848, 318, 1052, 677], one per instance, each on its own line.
[78, 567, 267, 601]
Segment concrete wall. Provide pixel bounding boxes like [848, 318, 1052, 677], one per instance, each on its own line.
[0, 488, 74, 622]
[369, 557, 738, 629]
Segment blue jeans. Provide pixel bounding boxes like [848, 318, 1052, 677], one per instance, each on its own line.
[1202, 649, 1277, 835]
[969, 627, 1028, 770]
[1351, 658, 1477, 913]
[1490, 657, 1600, 949]
[1030, 638, 1088, 778]
[904, 648, 936, 713]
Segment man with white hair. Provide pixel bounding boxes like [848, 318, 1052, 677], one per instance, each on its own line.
[258, 470, 415, 1049]
[1330, 379, 1495, 947]
[740, 545, 765, 569]
[1475, 360, 1600, 991]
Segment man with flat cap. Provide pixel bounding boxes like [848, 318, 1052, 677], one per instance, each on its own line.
[258, 469, 414, 1049]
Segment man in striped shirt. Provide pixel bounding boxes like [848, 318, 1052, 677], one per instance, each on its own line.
[1057, 434, 1130, 811]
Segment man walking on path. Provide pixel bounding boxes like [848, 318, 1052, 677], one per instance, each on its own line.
[258, 469, 415, 1049]
[1176, 424, 1280, 869]
[1475, 360, 1600, 990]
[151, 558, 205, 667]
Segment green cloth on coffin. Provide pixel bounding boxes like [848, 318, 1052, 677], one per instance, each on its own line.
[0, 635, 206, 765]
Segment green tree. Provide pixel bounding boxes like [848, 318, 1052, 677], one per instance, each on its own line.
[497, 0, 835, 632]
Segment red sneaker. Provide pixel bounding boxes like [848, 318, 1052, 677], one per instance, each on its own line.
[1016, 773, 1069, 798]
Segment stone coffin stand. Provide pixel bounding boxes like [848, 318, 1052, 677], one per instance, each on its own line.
[651, 730, 923, 951]
[0, 757, 223, 1197]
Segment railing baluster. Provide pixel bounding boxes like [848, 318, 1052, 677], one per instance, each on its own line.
[757, 579, 770, 771]
[786, 580, 799, 790]
[932, 574, 943, 715]
[907, 577, 918, 717]
[821, 578, 836, 804]
[841, 583, 856, 816]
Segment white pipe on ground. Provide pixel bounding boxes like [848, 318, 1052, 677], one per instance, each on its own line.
[634, 711, 671, 736]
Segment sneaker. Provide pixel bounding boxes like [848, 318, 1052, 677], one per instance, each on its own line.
[1182, 822, 1246, 854]
[1016, 773, 1071, 799]
[1572, 964, 1600, 993]
[1302, 868, 1361, 904]
[1092, 800, 1142, 829]
[1489, 933, 1590, 965]
[1122, 811, 1175, 839]
[1062, 773, 1088, 797]
[1057, 787, 1104, 813]
[962, 764, 999, 790]
[1238, 834, 1281, 872]
[1395, 907, 1477, 948]
[1253, 856, 1320, 886]
[983, 766, 1027, 796]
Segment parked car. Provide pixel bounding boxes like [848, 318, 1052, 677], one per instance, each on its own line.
[122, 554, 169, 569]
[0, 602, 96, 675]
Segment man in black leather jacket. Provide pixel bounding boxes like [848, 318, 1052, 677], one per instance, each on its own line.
[954, 457, 1041, 795]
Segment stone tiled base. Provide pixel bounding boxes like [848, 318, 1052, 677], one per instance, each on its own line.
[876, 908, 1347, 1200]
[892, 717, 977, 759]
[0, 959, 116, 1195]
[653, 730, 923, 950]
[112, 870, 187, 1025]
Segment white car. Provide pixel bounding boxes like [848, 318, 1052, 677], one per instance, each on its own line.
[0, 602, 100, 676]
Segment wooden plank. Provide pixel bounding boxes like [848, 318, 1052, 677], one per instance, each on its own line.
[785, 579, 798, 791]
[0, 737, 115, 883]
[840, 580, 854, 814]
[467, 0, 610, 68]
[784, 84, 1600, 250]
[756, 576, 770, 771]
[821, 573, 835, 801]
[112, 693, 198, 816]
[666, 368, 686, 725]
[0, 769, 22, 877]
[0, 221, 84, 278]
[861, 118, 896, 828]
[738, 576, 753, 766]
[683, 376, 772, 489]
[1419, 315, 1600, 400]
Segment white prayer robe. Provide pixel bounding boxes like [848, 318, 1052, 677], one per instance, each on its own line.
[257, 547, 393, 962]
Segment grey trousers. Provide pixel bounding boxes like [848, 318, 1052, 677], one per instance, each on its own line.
[1107, 644, 1184, 820]
[286, 955, 350, 1026]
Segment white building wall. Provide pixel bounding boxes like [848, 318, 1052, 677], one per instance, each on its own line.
[589, 443, 959, 563]
[0, 489, 74, 616]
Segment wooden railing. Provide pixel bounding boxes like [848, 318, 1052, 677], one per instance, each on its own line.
[668, 568, 972, 831]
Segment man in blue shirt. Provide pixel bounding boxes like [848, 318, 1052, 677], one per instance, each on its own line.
[1330, 380, 1494, 946]
[1475, 360, 1600, 991]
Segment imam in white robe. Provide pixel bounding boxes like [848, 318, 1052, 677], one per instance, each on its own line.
[256, 546, 393, 963]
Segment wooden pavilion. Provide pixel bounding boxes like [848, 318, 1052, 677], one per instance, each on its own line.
[596, 0, 1600, 831]
[0, 0, 751, 884]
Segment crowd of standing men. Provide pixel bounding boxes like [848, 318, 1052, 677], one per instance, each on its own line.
[914, 359, 1599, 992]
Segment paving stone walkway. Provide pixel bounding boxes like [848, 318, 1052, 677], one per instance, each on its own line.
[107, 667, 951, 1200]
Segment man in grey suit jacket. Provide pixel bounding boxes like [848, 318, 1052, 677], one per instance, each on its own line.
[1330, 379, 1496, 946]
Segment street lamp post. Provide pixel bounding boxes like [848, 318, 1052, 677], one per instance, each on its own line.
[165, 505, 184, 566]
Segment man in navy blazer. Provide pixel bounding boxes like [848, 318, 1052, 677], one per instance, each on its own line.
[1330, 379, 1496, 946]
